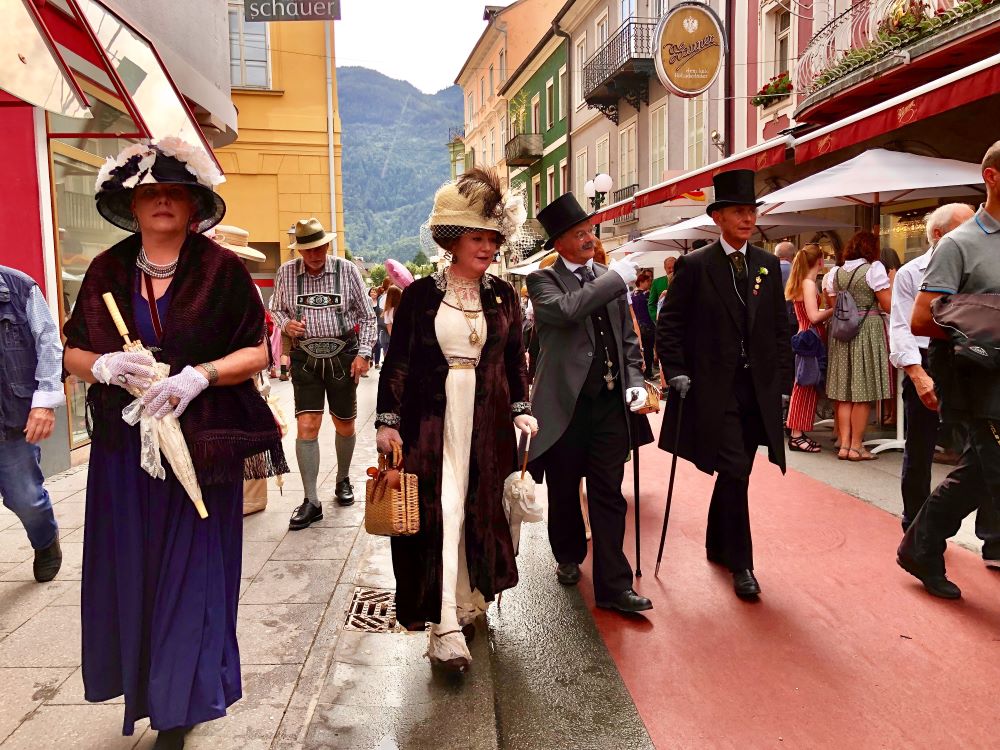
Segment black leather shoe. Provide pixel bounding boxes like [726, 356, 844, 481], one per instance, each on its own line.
[153, 726, 193, 749]
[896, 555, 961, 599]
[289, 500, 323, 530]
[335, 478, 355, 507]
[33, 539, 62, 583]
[597, 588, 653, 613]
[556, 563, 581, 586]
[733, 569, 761, 600]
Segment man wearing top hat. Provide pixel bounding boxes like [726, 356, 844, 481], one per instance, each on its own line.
[527, 193, 654, 614]
[655, 169, 792, 600]
[270, 218, 377, 529]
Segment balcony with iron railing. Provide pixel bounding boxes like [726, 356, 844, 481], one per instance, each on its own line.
[504, 133, 543, 167]
[611, 183, 639, 224]
[582, 18, 658, 124]
[796, 0, 1000, 123]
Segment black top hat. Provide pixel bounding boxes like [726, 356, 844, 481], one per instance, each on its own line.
[537, 193, 594, 249]
[706, 169, 762, 215]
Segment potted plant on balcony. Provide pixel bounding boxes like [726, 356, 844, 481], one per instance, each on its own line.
[751, 72, 793, 108]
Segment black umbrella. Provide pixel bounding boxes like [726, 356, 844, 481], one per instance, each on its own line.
[655, 389, 686, 577]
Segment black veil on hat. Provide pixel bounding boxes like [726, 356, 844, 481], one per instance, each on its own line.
[94, 137, 226, 233]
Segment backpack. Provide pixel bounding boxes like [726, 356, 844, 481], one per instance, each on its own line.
[829, 265, 874, 342]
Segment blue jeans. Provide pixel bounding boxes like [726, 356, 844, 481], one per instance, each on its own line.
[0, 436, 58, 549]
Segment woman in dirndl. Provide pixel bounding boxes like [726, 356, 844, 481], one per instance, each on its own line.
[63, 138, 286, 748]
[375, 168, 536, 673]
[825, 231, 893, 461]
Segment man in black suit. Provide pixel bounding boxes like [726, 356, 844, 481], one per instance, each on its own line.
[655, 170, 793, 600]
[527, 194, 654, 614]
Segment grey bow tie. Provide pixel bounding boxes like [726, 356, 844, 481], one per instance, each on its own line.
[575, 265, 596, 283]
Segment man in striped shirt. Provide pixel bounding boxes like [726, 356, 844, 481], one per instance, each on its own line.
[270, 219, 377, 528]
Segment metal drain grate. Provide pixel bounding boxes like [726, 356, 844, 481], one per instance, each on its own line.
[344, 587, 397, 632]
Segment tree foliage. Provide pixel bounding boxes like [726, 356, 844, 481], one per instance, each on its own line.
[338, 67, 463, 266]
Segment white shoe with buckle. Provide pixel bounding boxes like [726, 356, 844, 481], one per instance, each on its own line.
[426, 630, 472, 673]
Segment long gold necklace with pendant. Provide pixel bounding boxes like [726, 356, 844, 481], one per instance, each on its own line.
[449, 276, 483, 346]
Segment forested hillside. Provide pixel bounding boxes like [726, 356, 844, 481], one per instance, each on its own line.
[338, 67, 463, 263]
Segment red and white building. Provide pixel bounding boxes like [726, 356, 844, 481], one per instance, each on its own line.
[0, 0, 235, 472]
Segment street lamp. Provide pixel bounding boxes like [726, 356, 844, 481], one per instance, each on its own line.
[584, 172, 613, 236]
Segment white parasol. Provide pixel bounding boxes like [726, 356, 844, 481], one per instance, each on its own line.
[502, 434, 543, 555]
[102, 293, 208, 519]
[610, 213, 857, 259]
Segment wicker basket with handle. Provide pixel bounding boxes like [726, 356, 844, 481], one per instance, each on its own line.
[365, 442, 420, 536]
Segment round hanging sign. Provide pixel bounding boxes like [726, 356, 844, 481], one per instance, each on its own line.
[653, 2, 726, 98]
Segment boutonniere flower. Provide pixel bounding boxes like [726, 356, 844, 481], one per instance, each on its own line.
[753, 267, 767, 296]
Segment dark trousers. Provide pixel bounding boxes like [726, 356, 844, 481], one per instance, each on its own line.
[544, 386, 633, 600]
[899, 419, 1000, 573]
[706, 373, 765, 572]
[900, 369, 942, 530]
[639, 325, 655, 376]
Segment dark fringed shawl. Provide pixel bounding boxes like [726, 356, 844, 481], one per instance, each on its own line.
[63, 232, 287, 485]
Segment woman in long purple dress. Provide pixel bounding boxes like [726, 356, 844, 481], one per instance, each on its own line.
[63, 139, 286, 749]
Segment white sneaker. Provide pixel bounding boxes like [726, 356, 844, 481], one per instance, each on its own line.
[426, 630, 472, 673]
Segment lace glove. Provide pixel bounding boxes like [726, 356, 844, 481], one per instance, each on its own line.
[92, 351, 156, 391]
[376, 425, 402, 454]
[513, 414, 538, 436]
[625, 386, 647, 412]
[668, 375, 691, 397]
[141, 365, 209, 419]
[608, 257, 638, 286]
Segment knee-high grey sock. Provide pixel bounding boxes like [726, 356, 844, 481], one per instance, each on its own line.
[335, 432, 356, 481]
[296, 438, 321, 506]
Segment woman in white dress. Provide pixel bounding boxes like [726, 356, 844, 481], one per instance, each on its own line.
[375, 168, 536, 672]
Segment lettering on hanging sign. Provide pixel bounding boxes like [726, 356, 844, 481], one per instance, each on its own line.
[653, 2, 726, 99]
[245, 0, 341, 22]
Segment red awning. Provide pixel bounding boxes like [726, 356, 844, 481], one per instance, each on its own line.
[634, 137, 791, 209]
[795, 53, 1000, 164]
[591, 198, 636, 224]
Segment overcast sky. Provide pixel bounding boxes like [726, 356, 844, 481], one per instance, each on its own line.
[336, 0, 492, 94]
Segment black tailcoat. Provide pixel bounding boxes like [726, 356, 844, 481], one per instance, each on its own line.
[655, 241, 793, 474]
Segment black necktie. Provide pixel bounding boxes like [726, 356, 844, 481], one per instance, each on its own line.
[730, 252, 748, 287]
[575, 265, 596, 284]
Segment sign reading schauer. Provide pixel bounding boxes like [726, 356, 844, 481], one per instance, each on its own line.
[245, 0, 340, 22]
[653, 2, 725, 98]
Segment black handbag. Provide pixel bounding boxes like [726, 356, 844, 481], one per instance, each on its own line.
[931, 293, 1000, 370]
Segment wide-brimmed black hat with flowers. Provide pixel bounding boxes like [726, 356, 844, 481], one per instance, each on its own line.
[94, 136, 227, 233]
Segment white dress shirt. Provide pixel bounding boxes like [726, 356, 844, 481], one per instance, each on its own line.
[720, 237, 748, 256]
[889, 248, 933, 369]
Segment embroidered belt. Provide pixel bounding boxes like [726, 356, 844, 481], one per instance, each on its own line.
[299, 334, 357, 359]
[447, 356, 478, 369]
[296, 292, 342, 309]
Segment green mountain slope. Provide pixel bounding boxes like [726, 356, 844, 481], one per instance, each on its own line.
[338, 66, 463, 264]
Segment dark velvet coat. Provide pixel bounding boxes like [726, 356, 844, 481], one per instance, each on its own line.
[655, 241, 793, 474]
[375, 272, 530, 627]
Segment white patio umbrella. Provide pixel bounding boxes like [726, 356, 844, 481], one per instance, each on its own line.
[760, 149, 985, 215]
[610, 213, 855, 260]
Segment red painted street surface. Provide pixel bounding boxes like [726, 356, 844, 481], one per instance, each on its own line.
[577, 414, 1000, 749]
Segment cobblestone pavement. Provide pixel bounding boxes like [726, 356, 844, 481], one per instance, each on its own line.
[0, 374, 384, 748]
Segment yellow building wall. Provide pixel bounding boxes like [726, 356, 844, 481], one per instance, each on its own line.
[216, 20, 345, 264]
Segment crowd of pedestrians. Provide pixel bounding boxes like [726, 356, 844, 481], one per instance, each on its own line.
[1, 137, 999, 745]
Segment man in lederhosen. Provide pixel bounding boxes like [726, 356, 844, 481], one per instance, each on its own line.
[656, 170, 792, 600]
[528, 194, 654, 615]
[270, 218, 377, 529]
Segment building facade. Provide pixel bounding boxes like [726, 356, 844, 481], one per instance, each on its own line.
[455, 0, 564, 183]
[0, 0, 236, 473]
[502, 32, 569, 232]
[216, 2, 346, 292]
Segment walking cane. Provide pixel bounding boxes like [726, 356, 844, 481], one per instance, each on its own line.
[654, 388, 686, 577]
[625, 392, 643, 578]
